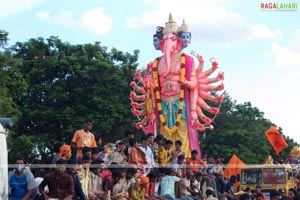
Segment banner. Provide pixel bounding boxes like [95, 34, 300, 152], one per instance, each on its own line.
[265, 125, 288, 155]
[223, 154, 245, 179]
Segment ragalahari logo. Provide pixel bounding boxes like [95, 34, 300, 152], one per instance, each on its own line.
[260, 2, 297, 11]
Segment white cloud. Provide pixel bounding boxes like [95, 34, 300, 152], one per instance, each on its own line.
[36, 10, 50, 20]
[35, 8, 113, 36]
[0, 0, 43, 20]
[126, 0, 287, 44]
[281, 72, 300, 85]
[250, 24, 282, 39]
[292, 29, 300, 47]
[271, 42, 300, 68]
[125, 0, 251, 43]
[81, 8, 112, 36]
[126, 0, 241, 29]
[36, 10, 78, 29]
[54, 11, 78, 29]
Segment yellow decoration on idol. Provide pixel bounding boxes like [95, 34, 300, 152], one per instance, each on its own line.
[152, 54, 186, 135]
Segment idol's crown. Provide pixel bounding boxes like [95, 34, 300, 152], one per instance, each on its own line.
[163, 13, 178, 34]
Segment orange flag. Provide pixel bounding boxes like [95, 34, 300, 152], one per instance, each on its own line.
[223, 154, 245, 179]
[265, 125, 288, 155]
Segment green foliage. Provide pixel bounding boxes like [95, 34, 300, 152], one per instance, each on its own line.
[0, 29, 9, 47]
[4, 35, 138, 163]
[7, 134, 38, 163]
[0, 31, 27, 123]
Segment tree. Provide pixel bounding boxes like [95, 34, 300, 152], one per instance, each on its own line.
[0, 30, 9, 47]
[0, 30, 26, 121]
[7, 36, 139, 163]
[0, 30, 31, 162]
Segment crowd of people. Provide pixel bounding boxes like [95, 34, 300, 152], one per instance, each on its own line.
[8, 120, 300, 200]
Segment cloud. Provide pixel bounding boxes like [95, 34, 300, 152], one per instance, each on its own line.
[36, 8, 112, 36]
[81, 8, 112, 36]
[292, 29, 300, 47]
[54, 11, 78, 29]
[0, 0, 43, 20]
[125, 0, 252, 43]
[36, 10, 50, 20]
[126, 0, 241, 29]
[36, 10, 78, 29]
[250, 24, 282, 39]
[271, 42, 300, 68]
[281, 72, 300, 85]
[126, 0, 284, 44]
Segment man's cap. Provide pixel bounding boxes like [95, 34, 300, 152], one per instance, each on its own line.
[139, 176, 149, 184]
[59, 145, 71, 155]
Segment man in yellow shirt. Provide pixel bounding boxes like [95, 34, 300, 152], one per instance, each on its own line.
[159, 139, 173, 166]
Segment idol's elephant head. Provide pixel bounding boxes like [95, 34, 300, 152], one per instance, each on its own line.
[159, 32, 182, 77]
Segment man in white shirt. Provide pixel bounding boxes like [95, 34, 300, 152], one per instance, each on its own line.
[139, 135, 155, 167]
[212, 156, 225, 193]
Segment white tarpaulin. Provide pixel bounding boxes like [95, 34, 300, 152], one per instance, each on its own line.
[0, 124, 8, 200]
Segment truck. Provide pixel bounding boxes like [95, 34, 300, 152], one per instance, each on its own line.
[239, 164, 296, 198]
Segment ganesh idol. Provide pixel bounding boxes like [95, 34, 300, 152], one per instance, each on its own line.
[130, 14, 225, 156]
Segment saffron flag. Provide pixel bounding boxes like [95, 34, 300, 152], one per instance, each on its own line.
[223, 154, 245, 179]
[265, 125, 288, 155]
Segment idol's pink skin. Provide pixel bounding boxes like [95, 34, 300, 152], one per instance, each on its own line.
[157, 33, 198, 121]
[158, 33, 182, 78]
[130, 91, 145, 102]
[131, 102, 145, 109]
[130, 81, 136, 88]
[130, 81, 146, 94]
[134, 71, 142, 82]
[198, 72, 224, 84]
[132, 109, 145, 117]
[197, 60, 219, 79]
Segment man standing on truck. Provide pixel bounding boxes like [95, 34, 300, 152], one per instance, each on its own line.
[71, 119, 97, 162]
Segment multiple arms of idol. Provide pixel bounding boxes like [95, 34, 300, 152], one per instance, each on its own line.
[129, 54, 224, 132]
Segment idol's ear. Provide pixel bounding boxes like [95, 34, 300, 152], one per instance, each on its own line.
[176, 38, 182, 52]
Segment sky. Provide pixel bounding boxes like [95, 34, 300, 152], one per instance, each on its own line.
[1, 0, 300, 143]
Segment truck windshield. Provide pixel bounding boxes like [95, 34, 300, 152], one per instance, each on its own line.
[241, 169, 262, 185]
[262, 168, 286, 184]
